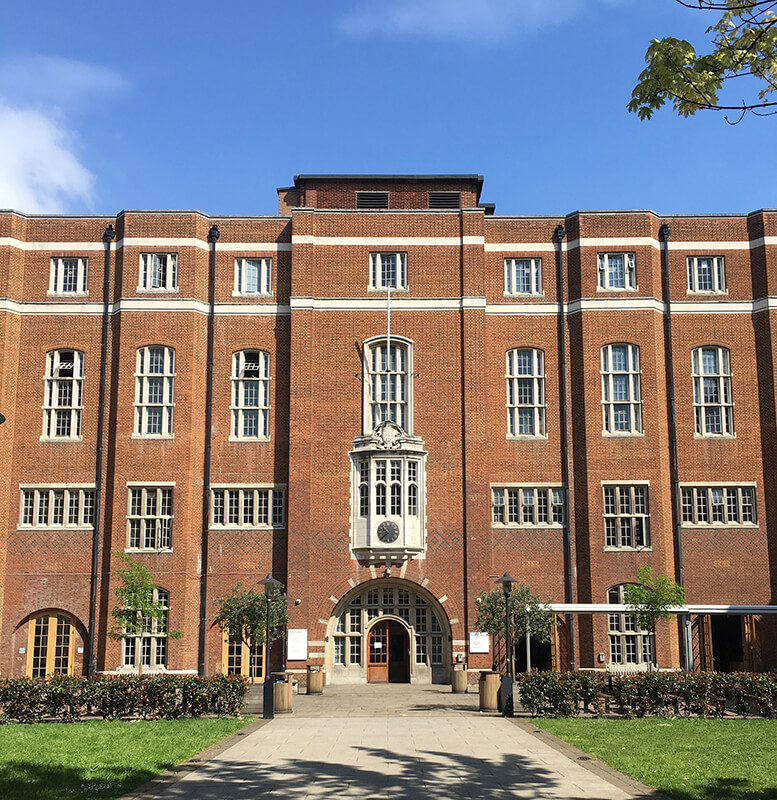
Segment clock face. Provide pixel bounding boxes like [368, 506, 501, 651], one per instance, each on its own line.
[377, 521, 400, 543]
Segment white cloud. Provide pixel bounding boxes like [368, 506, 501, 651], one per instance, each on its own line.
[0, 55, 126, 110]
[0, 55, 125, 213]
[337, 0, 586, 42]
[0, 103, 94, 213]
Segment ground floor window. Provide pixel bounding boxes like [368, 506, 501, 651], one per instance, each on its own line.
[607, 585, 651, 666]
[222, 630, 265, 681]
[122, 588, 169, 670]
[26, 612, 74, 677]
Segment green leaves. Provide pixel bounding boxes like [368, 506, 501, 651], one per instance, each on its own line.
[630, 2, 777, 120]
[623, 566, 685, 635]
[474, 584, 556, 643]
[213, 583, 288, 648]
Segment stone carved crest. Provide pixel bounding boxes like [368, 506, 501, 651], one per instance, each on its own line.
[370, 420, 405, 450]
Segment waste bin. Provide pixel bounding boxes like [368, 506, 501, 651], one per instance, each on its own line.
[479, 670, 500, 711]
[307, 664, 324, 695]
[273, 673, 293, 714]
[452, 663, 468, 693]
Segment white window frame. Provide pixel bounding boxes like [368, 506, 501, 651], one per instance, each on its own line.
[122, 587, 170, 671]
[210, 485, 286, 528]
[603, 483, 650, 549]
[134, 346, 175, 438]
[601, 343, 643, 435]
[234, 258, 272, 296]
[369, 253, 407, 290]
[692, 346, 734, 437]
[42, 349, 84, 440]
[504, 258, 542, 296]
[49, 257, 88, 295]
[491, 485, 565, 527]
[680, 484, 756, 526]
[19, 485, 96, 529]
[139, 253, 178, 291]
[230, 350, 271, 440]
[126, 484, 174, 551]
[363, 337, 412, 434]
[687, 256, 726, 294]
[506, 348, 546, 438]
[597, 253, 636, 291]
[608, 585, 652, 667]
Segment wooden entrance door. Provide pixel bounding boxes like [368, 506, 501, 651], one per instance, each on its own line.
[367, 620, 410, 683]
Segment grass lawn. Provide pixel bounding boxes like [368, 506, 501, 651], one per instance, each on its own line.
[533, 718, 777, 800]
[0, 716, 253, 800]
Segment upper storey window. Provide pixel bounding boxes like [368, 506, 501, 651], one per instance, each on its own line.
[601, 344, 643, 434]
[50, 258, 88, 295]
[356, 192, 389, 209]
[231, 350, 271, 439]
[504, 259, 542, 296]
[687, 256, 726, 294]
[234, 258, 272, 295]
[370, 253, 407, 290]
[140, 253, 178, 291]
[506, 348, 545, 437]
[364, 338, 411, 434]
[692, 346, 734, 436]
[135, 346, 175, 437]
[598, 253, 636, 291]
[42, 349, 84, 440]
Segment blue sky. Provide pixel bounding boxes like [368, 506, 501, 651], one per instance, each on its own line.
[0, 0, 772, 217]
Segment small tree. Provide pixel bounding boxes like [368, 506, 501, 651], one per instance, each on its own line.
[475, 584, 555, 671]
[214, 583, 288, 676]
[623, 566, 685, 669]
[109, 553, 180, 675]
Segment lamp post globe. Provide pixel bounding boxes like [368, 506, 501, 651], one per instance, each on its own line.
[495, 572, 515, 717]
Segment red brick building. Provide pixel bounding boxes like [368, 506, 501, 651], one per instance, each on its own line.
[1, 174, 775, 683]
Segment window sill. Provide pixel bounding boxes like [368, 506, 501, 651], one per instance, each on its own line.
[368, 286, 408, 293]
[124, 548, 173, 554]
[686, 290, 728, 296]
[603, 546, 652, 552]
[680, 523, 757, 529]
[596, 287, 638, 293]
[492, 523, 564, 529]
[40, 436, 83, 443]
[506, 434, 548, 441]
[602, 431, 645, 438]
[18, 525, 94, 531]
[209, 524, 284, 530]
[228, 435, 271, 443]
[232, 291, 273, 298]
[131, 433, 175, 440]
[502, 292, 544, 299]
[136, 287, 179, 294]
[47, 291, 89, 298]
[693, 433, 736, 440]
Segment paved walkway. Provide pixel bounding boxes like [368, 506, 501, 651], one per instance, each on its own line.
[139, 685, 662, 800]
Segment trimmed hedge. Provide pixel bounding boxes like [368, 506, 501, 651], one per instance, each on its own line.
[0, 674, 248, 723]
[516, 671, 777, 718]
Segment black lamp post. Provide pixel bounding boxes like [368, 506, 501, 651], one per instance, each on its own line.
[495, 572, 515, 717]
[280, 592, 290, 673]
[259, 573, 281, 719]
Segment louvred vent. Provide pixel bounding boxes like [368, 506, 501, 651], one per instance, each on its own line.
[356, 192, 389, 209]
[428, 192, 461, 209]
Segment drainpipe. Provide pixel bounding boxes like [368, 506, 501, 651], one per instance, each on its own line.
[554, 224, 576, 672]
[198, 224, 220, 676]
[87, 223, 115, 677]
[660, 224, 693, 671]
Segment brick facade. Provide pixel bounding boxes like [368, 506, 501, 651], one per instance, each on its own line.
[1, 174, 775, 682]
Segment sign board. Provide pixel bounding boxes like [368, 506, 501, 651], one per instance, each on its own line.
[469, 631, 490, 654]
[287, 628, 308, 661]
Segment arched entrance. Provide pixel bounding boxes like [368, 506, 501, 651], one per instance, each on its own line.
[367, 618, 410, 683]
[327, 579, 451, 684]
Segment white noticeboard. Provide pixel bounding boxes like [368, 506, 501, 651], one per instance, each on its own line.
[469, 631, 490, 654]
[287, 628, 308, 661]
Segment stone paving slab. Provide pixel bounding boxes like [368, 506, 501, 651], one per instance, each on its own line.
[125, 685, 665, 800]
